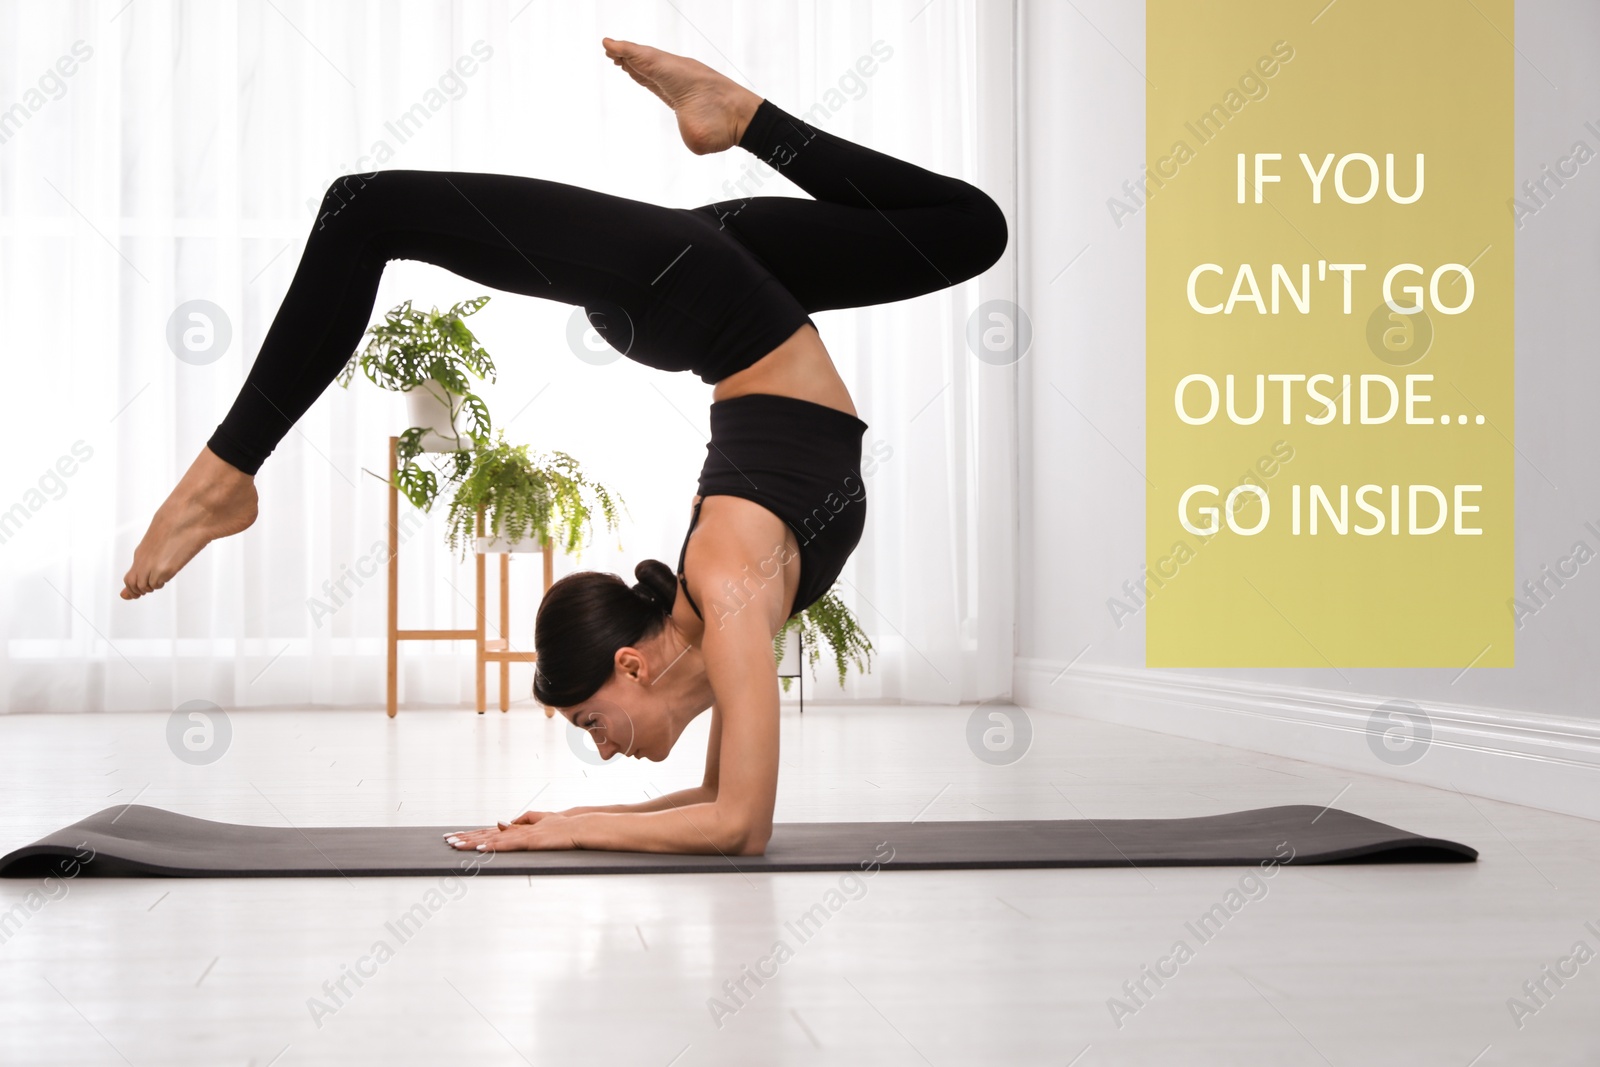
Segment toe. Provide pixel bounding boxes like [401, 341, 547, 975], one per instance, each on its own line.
[614, 41, 655, 70]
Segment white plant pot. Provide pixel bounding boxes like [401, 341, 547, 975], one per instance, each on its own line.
[404, 378, 470, 453]
[474, 518, 547, 555]
[776, 626, 802, 676]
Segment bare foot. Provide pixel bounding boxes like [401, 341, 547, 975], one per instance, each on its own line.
[121, 446, 258, 600]
[601, 37, 763, 155]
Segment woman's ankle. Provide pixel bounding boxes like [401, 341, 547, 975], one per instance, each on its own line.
[731, 93, 765, 147]
[196, 444, 255, 484]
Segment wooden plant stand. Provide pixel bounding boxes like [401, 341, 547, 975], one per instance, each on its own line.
[383, 435, 555, 717]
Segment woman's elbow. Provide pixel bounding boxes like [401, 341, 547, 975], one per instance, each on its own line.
[724, 816, 772, 856]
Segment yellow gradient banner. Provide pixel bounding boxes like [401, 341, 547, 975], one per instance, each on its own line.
[1145, 0, 1514, 667]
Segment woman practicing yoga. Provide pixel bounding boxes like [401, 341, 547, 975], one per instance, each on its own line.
[121, 39, 1007, 855]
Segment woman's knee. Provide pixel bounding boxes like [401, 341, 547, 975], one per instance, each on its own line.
[314, 171, 386, 232]
[957, 182, 1009, 278]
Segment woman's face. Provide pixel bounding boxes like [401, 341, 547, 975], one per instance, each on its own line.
[561, 641, 704, 761]
[563, 685, 666, 761]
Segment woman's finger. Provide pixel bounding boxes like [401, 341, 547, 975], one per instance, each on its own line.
[440, 822, 555, 851]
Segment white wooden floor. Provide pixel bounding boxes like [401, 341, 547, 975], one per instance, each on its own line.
[1, 702, 1596, 1066]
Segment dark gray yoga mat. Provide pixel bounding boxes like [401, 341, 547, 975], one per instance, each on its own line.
[0, 803, 1474, 878]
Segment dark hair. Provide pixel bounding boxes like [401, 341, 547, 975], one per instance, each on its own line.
[532, 559, 677, 708]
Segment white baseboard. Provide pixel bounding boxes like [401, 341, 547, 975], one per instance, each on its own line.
[1013, 657, 1600, 823]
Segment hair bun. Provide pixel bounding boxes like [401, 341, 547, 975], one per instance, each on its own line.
[631, 559, 677, 614]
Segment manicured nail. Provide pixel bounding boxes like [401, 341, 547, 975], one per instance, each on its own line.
[476, 844, 487, 851]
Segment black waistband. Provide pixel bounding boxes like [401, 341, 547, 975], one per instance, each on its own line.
[711, 392, 869, 435]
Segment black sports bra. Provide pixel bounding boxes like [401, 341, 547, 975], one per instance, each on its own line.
[674, 393, 869, 621]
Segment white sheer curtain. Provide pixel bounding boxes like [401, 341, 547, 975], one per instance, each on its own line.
[0, 0, 1015, 712]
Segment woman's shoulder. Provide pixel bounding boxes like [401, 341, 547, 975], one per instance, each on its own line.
[678, 494, 798, 633]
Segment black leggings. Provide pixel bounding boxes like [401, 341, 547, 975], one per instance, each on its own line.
[207, 99, 1008, 475]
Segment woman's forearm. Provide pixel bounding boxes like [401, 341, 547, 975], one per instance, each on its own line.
[562, 785, 715, 817]
[567, 802, 769, 855]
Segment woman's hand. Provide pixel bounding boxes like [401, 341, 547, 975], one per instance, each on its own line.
[442, 812, 585, 852]
[510, 809, 563, 824]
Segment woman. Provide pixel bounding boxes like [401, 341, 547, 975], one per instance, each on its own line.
[121, 39, 1007, 855]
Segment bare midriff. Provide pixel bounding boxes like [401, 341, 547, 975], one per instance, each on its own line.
[711, 323, 857, 418]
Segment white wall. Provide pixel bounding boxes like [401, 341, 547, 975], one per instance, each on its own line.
[1012, 0, 1600, 819]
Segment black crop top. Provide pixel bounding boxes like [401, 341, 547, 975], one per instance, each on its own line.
[675, 394, 869, 621]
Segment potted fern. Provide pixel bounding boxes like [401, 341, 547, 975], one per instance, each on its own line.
[337, 295, 496, 510]
[445, 434, 624, 557]
[774, 589, 874, 694]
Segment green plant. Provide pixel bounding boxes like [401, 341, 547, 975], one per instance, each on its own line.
[773, 589, 874, 690]
[444, 434, 624, 559]
[336, 296, 497, 509]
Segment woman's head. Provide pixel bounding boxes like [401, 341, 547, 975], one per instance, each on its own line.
[533, 559, 704, 760]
